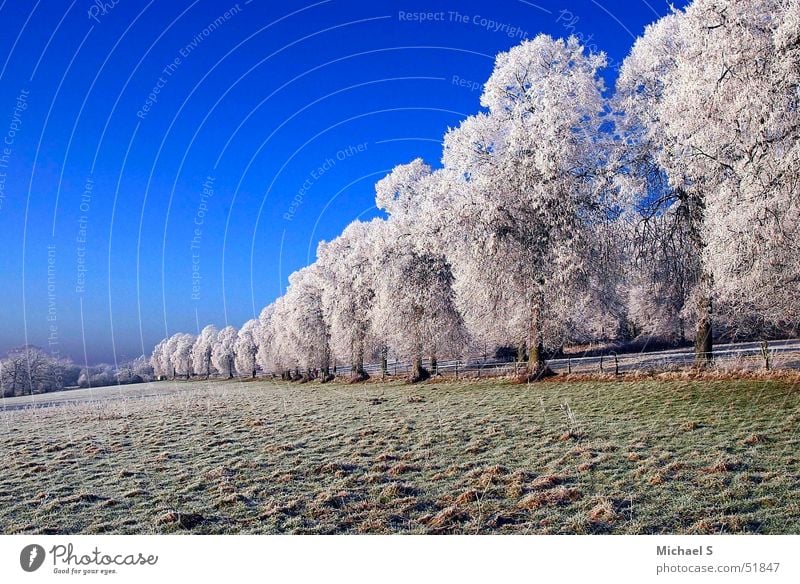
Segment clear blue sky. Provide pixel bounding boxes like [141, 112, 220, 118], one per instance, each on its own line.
[0, 0, 687, 364]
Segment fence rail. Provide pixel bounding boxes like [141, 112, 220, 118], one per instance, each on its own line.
[320, 339, 800, 380]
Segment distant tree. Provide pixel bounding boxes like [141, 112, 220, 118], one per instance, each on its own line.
[212, 326, 238, 379]
[150, 338, 170, 380]
[131, 354, 154, 381]
[234, 319, 260, 378]
[191, 325, 218, 379]
[116, 355, 154, 384]
[78, 364, 116, 388]
[279, 265, 333, 380]
[1, 349, 30, 396]
[255, 304, 279, 376]
[165, 333, 195, 379]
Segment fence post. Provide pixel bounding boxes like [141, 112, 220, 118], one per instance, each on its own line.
[600, 355, 604, 374]
[568, 357, 571, 374]
[614, 352, 619, 376]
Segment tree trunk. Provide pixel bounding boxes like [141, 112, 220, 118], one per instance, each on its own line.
[528, 337, 545, 373]
[411, 355, 427, 382]
[695, 272, 713, 365]
[527, 297, 546, 375]
[516, 342, 527, 365]
[351, 338, 368, 381]
[321, 329, 332, 380]
[228, 355, 234, 379]
[410, 334, 429, 383]
[683, 188, 713, 365]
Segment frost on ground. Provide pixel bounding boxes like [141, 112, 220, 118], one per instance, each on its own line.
[1, 378, 798, 534]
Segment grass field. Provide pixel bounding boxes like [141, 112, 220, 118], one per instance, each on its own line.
[1, 376, 799, 534]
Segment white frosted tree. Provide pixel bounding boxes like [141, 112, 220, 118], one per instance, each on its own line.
[374, 162, 467, 380]
[234, 319, 260, 378]
[191, 325, 218, 379]
[617, 0, 800, 358]
[438, 34, 607, 377]
[279, 265, 334, 381]
[167, 333, 195, 379]
[317, 219, 383, 381]
[670, 0, 800, 336]
[162, 335, 181, 379]
[269, 296, 301, 378]
[371, 225, 467, 381]
[212, 325, 238, 379]
[255, 304, 279, 376]
[150, 338, 169, 379]
[616, 7, 714, 361]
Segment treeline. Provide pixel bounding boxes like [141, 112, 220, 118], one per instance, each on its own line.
[0, 346, 154, 397]
[152, 0, 799, 383]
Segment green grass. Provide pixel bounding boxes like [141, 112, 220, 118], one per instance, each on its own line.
[1, 377, 799, 534]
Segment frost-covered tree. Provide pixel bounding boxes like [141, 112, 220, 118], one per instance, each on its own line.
[617, 0, 800, 358]
[617, 7, 715, 361]
[626, 202, 698, 343]
[234, 319, 260, 378]
[270, 296, 302, 378]
[157, 333, 195, 379]
[191, 325, 218, 379]
[372, 227, 466, 381]
[438, 35, 607, 377]
[255, 304, 279, 375]
[375, 158, 434, 219]
[317, 220, 383, 381]
[116, 355, 154, 383]
[0, 346, 79, 395]
[1, 348, 31, 396]
[150, 338, 170, 379]
[278, 265, 333, 380]
[374, 163, 467, 380]
[166, 333, 195, 379]
[212, 325, 238, 379]
[672, 0, 800, 336]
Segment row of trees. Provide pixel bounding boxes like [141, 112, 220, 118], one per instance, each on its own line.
[150, 325, 252, 380]
[1, 347, 154, 397]
[152, 0, 800, 382]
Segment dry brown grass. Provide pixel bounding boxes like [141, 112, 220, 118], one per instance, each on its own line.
[587, 497, 620, 523]
[518, 487, 582, 510]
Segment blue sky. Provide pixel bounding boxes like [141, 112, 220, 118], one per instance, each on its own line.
[0, 0, 687, 364]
